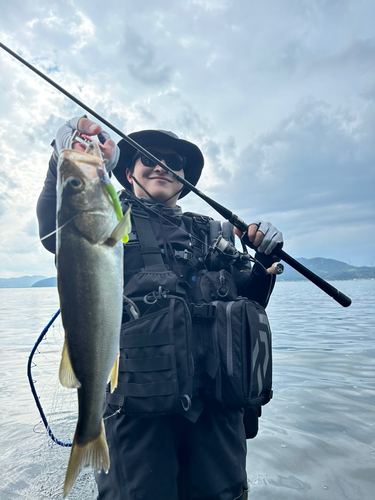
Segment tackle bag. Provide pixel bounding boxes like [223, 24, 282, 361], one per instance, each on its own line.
[106, 268, 195, 415]
[191, 269, 273, 409]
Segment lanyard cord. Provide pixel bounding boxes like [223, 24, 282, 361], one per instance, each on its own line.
[130, 173, 184, 206]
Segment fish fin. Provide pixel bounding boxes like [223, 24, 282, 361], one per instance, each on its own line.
[106, 207, 132, 246]
[108, 351, 120, 393]
[63, 421, 110, 498]
[59, 340, 81, 389]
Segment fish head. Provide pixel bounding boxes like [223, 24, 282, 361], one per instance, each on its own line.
[57, 149, 117, 244]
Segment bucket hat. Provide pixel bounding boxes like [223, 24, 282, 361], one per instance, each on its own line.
[113, 130, 204, 199]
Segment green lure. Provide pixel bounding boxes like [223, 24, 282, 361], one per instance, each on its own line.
[97, 167, 129, 243]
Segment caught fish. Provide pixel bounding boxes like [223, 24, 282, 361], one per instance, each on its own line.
[56, 143, 131, 498]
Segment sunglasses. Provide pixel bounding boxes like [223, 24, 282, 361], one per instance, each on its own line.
[137, 150, 187, 172]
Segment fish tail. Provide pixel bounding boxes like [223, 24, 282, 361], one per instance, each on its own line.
[63, 421, 110, 498]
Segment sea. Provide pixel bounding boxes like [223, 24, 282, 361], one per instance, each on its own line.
[0, 280, 374, 500]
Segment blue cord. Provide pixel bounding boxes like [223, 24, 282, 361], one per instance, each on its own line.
[27, 309, 72, 447]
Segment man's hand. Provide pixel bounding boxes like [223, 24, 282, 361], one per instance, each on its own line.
[74, 117, 116, 163]
[234, 221, 283, 255]
[54, 116, 119, 171]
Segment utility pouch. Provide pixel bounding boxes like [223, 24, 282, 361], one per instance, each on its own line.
[196, 269, 238, 302]
[106, 269, 194, 415]
[209, 298, 273, 408]
[190, 269, 272, 410]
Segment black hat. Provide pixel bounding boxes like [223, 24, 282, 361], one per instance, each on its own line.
[113, 130, 204, 199]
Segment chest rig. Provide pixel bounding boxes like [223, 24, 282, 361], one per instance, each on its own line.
[106, 198, 273, 434]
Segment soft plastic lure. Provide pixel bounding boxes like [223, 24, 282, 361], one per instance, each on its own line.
[70, 135, 127, 242]
[96, 166, 129, 243]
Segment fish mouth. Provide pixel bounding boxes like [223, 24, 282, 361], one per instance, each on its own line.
[77, 208, 112, 216]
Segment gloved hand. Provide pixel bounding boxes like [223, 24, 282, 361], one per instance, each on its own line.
[53, 116, 120, 172]
[234, 221, 283, 255]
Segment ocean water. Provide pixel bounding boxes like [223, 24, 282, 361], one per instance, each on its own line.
[0, 281, 374, 499]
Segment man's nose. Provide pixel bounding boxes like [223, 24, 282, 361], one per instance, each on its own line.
[154, 159, 168, 170]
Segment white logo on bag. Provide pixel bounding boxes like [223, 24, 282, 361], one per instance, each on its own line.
[252, 313, 271, 396]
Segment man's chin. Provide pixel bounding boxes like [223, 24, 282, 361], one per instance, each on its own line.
[150, 190, 179, 206]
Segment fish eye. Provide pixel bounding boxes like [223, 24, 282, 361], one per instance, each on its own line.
[65, 176, 84, 191]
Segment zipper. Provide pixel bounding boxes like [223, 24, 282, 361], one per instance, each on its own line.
[196, 322, 204, 386]
[211, 301, 220, 358]
[217, 269, 229, 298]
[211, 301, 221, 400]
[226, 301, 234, 376]
[194, 273, 205, 387]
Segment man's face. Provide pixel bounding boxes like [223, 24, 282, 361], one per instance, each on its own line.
[125, 146, 185, 207]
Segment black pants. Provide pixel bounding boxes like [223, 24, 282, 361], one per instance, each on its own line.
[96, 401, 248, 500]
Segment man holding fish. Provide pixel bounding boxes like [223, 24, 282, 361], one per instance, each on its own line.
[37, 115, 283, 500]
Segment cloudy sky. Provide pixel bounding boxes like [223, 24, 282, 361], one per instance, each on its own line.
[0, 0, 374, 279]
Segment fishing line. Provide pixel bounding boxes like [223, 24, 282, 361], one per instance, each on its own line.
[0, 215, 77, 267]
[0, 82, 54, 138]
[40, 215, 78, 242]
[0, 41, 352, 306]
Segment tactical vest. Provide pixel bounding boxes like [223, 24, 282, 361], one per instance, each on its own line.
[106, 197, 272, 436]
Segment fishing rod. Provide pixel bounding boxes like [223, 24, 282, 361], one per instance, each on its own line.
[0, 42, 351, 307]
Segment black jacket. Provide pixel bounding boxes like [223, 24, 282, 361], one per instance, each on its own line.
[37, 153, 275, 308]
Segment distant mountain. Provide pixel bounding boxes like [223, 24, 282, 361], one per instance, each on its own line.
[32, 277, 57, 288]
[279, 257, 375, 281]
[1, 258, 374, 288]
[0, 275, 47, 288]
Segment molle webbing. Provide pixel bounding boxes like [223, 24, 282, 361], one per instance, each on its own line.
[106, 294, 194, 415]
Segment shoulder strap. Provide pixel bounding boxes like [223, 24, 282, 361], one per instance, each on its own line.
[222, 221, 235, 245]
[130, 203, 167, 271]
[183, 212, 214, 257]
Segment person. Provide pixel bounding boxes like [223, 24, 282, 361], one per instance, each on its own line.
[37, 116, 283, 500]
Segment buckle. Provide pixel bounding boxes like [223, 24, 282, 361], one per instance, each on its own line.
[189, 303, 216, 320]
[174, 249, 193, 260]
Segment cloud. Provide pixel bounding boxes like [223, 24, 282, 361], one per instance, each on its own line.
[307, 37, 375, 76]
[217, 96, 375, 212]
[188, 0, 230, 12]
[194, 94, 374, 265]
[0, 0, 375, 273]
[121, 29, 173, 86]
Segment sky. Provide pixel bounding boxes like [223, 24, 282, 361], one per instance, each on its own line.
[0, 0, 374, 279]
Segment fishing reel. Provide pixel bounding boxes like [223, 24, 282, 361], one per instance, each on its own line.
[206, 235, 284, 275]
[205, 235, 247, 271]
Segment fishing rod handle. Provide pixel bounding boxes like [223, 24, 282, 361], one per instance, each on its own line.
[266, 262, 284, 275]
[233, 218, 351, 307]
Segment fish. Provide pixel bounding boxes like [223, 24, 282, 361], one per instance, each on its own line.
[56, 144, 131, 498]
